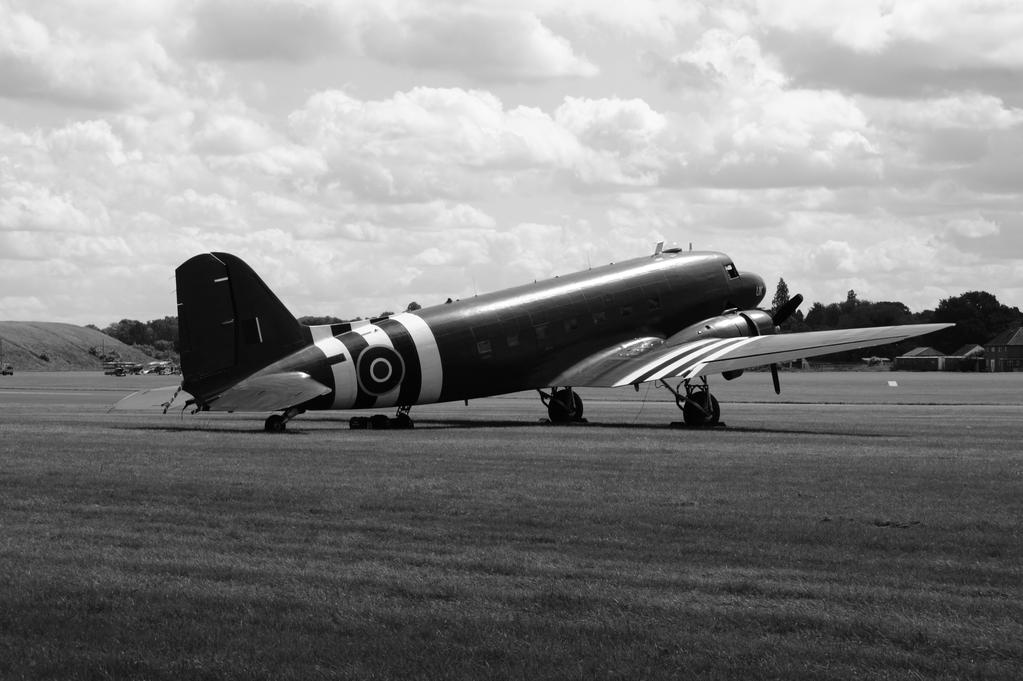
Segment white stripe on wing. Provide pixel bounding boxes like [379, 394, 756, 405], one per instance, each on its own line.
[646, 337, 754, 383]
[678, 336, 762, 380]
[612, 338, 724, 387]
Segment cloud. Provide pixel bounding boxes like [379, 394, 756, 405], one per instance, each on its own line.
[189, 0, 342, 61]
[287, 87, 672, 200]
[757, 0, 1023, 61]
[185, 1, 596, 81]
[555, 96, 666, 151]
[0, 294, 48, 320]
[191, 112, 277, 155]
[0, 3, 182, 110]
[762, 31, 1023, 100]
[361, 6, 598, 81]
[854, 94, 1023, 194]
[164, 189, 246, 232]
[876, 93, 1023, 131]
[757, 1, 1023, 98]
[660, 28, 786, 92]
[0, 182, 107, 234]
[946, 215, 1000, 239]
[530, 0, 707, 44]
[652, 30, 882, 189]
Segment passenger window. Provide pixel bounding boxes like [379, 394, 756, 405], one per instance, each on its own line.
[507, 333, 520, 348]
[476, 339, 492, 355]
[621, 305, 633, 317]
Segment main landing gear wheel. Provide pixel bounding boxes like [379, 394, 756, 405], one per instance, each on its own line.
[540, 387, 585, 424]
[264, 414, 287, 432]
[660, 377, 724, 428]
[682, 390, 720, 427]
[264, 406, 303, 433]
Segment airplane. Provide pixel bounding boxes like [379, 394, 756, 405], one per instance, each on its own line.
[117, 245, 951, 431]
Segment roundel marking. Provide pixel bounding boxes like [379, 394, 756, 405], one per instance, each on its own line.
[369, 357, 392, 383]
[357, 345, 405, 396]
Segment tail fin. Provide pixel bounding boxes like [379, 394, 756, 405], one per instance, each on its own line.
[176, 252, 309, 404]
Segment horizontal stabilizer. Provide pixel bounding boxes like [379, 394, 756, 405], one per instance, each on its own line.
[207, 372, 330, 412]
[114, 385, 194, 412]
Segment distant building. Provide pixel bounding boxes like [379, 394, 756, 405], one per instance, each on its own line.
[984, 327, 1023, 372]
[894, 346, 946, 371]
[945, 344, 984, 372]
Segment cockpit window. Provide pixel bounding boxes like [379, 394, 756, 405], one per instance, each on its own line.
[724, 262, 739, 279]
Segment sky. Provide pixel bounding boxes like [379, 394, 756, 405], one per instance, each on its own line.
[1, 0, 1022, 326]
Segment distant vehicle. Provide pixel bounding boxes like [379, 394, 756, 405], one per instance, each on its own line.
[104, 361, 142, 376]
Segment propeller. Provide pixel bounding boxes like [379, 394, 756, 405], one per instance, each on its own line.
[772, 293, 804, 326]
[769, 293, 803, 394]
[771, 363, 782, 395]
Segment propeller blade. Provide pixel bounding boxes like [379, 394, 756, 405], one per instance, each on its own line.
[768, 294, 801, 394]
[772, 293, 804, 325]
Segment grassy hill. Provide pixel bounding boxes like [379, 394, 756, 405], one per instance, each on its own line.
[0, 321, 153, 371]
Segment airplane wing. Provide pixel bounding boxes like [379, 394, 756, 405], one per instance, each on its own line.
[552, 323, 953, 388]
[205, 372, 331, 412]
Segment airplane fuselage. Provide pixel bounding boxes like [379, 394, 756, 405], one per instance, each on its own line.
[237, 250, 766, 411]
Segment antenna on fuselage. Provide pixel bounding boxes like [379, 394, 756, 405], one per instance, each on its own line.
[689, 242, 693, 251]
[653, 241, 664, 256]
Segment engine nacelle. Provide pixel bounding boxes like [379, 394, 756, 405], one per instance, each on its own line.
[667, 309, 775, 381]
[669, 308, 776, 346]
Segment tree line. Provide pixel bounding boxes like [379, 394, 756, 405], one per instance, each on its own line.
[96, 287, 1020, 363]
[87, 317, 179, 360]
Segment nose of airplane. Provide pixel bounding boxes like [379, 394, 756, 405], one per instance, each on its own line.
[742, 272, 767, 307]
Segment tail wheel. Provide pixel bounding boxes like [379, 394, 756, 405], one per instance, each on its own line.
[548, 388, 584, 424]
[264, 414, 287, 432]
[683, 391, 720, 427]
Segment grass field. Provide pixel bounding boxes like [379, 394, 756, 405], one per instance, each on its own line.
[1, 372, 1021, 679]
